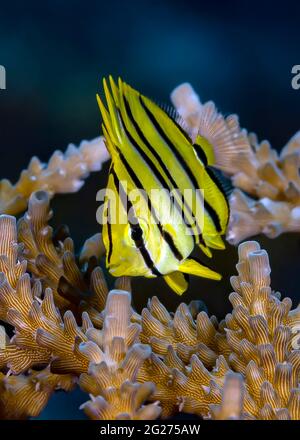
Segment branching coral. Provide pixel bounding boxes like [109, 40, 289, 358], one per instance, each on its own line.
[137, 241, 300, 420]
[0, 188, 299, 419]
[17, 190, 107, 316]
[219, 241, 300, 419]
[79, 290, 161, 420]
[209, 372, 245, 420]
[0, 368, 76, 420]
[0, 137, 109, 216]
[171, 84, 300, 243]
[0, 213, 89, 374]
[0, 196, 159, 419]
[140, 297, 220, 367]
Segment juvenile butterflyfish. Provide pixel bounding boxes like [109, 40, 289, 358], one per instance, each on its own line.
[97, 77, 246, 295]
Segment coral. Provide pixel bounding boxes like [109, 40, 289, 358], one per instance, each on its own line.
[17, 190, 107, 316]
[0, 369, 76, 419]
[137, 241, 300, 420]
[227, 132, 300, 244]
[0, 187, 299, 419]
[227, 189, 300, 244]
[140, 297, 220, 367]
[209, 372, 245, 420]
[79, 290, 161, 420]
[171, 83, 251, 174]
[0, 213, 88, 374]
[231, 132, 300, 202]
[218, 241, 300, 419]
[0, 137, 109, 216]
[171, 83, 300, 243]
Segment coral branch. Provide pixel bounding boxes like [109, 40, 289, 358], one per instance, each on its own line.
[0, 137, 109, 216]
[0, 368, 76, 419]
[227, 189, 300, 244]
[79, 289, 161, 419]
[0, 159, 299, 420]
[138, 241, 300, 420]
[171, 83, 300, 242]
[18, 190, 108, 316]
[209, 372, 245, 420]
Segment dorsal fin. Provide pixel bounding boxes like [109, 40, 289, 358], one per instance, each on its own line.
[157, 102, 192, 143]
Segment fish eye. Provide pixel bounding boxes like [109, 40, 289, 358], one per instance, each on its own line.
[124, 218, 149, 247]
[131, 224, 143, 241]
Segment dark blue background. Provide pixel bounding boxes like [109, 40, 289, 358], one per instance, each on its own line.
[0, 0, 299, 419]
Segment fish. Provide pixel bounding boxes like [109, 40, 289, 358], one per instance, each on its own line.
[97, 76, 232, 295]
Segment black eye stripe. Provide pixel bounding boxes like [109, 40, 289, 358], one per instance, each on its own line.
[130, 223, 144, 244]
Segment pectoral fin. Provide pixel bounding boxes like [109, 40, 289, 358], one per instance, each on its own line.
[164, 271, 189, 296]
[179, 258, 222, 280]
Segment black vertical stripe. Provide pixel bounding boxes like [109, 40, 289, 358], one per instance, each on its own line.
[157, 103, 192, 143]
[110, 168, 162, 276]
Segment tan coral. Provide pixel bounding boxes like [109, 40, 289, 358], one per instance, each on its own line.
[209, 372, 246, 420]
[227, 188, 300, 244]
[78, 289, 161, 419]
[220, 241, 300, 419]
[0, 211, 90, 374]
[0, 137, 109, 216]
[18, 190, 108, 316]
[171, 83, 300, 242]
[140, 297, 220, 368]
[137, 241, 300, 420]
[0, 368, 76, 419]
[137, 348, 232, 418]
[171, 83, 252, 174]
[1, 136, 300, 420]
[228, 133, 300, 243]
[232, 132, 300, 202]
[81, 382, 160, 420]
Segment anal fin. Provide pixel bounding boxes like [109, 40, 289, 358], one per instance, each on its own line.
[164, 271, 189, 296]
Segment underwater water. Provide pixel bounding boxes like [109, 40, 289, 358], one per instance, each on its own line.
[0, 0, 300, 420]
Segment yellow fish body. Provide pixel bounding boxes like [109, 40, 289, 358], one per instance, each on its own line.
[97, 77, 230, 295]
